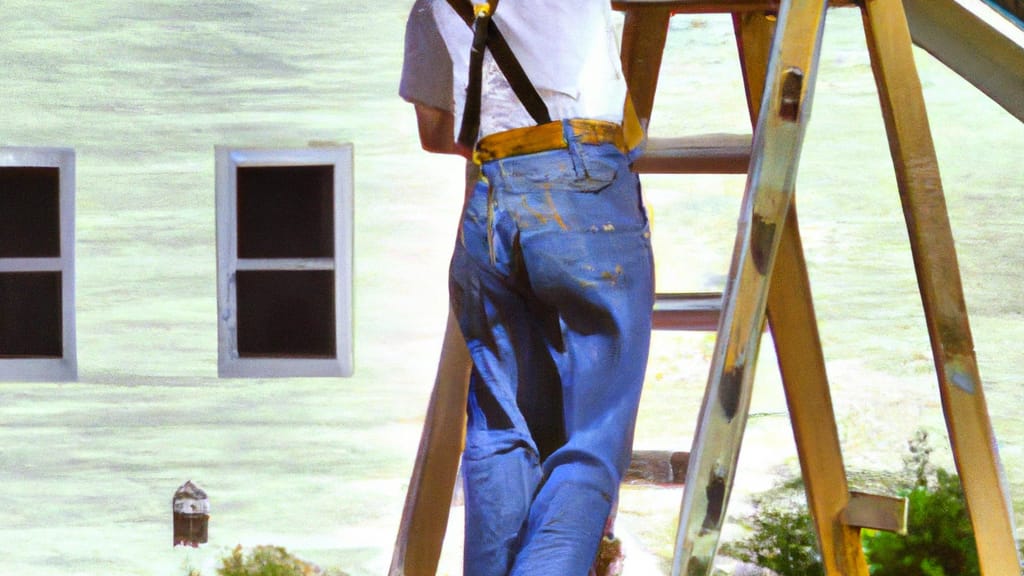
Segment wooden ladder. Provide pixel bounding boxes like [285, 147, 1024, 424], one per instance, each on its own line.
[618, 0, 1019, 574]
[389, 0, 1021, 574]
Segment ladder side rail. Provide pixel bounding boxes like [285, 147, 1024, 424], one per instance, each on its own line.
[903, 0, 1024, 123]
[734, 9, 870, 575]
[388, 309, 472, 576]
[860, 1, 1022, 572]
[671, 0, 830, 573]
[389, 166, 480, 576]
[619, 4, 674, 128]
[767, 205, 871, 574]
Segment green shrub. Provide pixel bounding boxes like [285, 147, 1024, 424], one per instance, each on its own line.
[861, 430, 980, 576]
[720, 476, 824, 576]
[213, 545, 349, 576]
[862, 467, 979, 576]
[723, 430, 1011, 576]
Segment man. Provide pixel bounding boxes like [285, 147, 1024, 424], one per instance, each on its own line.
[400, 2, 654, 574]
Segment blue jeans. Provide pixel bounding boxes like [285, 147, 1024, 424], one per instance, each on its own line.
[449, 122, 654, 576]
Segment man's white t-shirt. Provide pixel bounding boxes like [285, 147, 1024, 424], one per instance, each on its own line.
[403, 0, 628, 142]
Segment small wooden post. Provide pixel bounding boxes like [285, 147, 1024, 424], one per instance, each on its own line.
[172, 480, 209, 547]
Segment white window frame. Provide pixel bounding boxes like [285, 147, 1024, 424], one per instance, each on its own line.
[0, 147, 77, 381]
[215, 145, 354, 378]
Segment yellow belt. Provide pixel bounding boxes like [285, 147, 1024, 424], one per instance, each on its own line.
[473, 119, 631, 164]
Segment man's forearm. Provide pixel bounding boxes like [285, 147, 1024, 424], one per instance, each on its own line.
[415, 103, 471, 158]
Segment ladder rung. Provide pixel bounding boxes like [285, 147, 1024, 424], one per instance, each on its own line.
[626, 450, 690, 485]
[842, 491, 909, 535]
[612, 0, 858, 13]
[653, 292, 722, 331]
[612, 0, 780, 14]
[633, 134, 752, 174]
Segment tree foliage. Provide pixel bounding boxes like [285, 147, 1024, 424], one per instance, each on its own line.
[723, 430, 1023, 576]
[861, 431, 979, 576]
[721, 477, 824, 576]
[214, 545, 348, 576]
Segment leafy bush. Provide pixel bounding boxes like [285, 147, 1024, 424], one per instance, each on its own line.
[861, 430, 980, 576]
[213, 545, 348, 576]
[720, 476, 824, 576]
[862, 467, 979, 576]
[723, 430, 1018, 576]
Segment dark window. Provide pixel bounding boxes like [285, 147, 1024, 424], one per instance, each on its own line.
[236, 165, 334, 259]
[235, 270, 336, 358]
[0, 272, 63, 357]
[216, 146, 352, 378]
[0, 167, 61, 258]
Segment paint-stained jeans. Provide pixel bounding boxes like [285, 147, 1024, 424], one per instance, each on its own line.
[449, 123, 654, 576]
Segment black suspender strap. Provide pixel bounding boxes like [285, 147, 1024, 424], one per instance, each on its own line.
[458, 2, 490, 147]
[444, 0, 552, 148]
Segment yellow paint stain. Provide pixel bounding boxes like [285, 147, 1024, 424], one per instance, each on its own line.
[603, 223, 615, 232]
[520, 196, 548, 225]
[601, 265, 624, 286]
[544, 191, 569, 231]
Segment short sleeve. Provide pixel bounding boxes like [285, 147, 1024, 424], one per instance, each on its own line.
[400, 0, 454, 112]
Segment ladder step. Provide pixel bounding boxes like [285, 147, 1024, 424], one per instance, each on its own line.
[633, 134, 752, 174]
[653, 292, 722, 331]
[612, 0, 857, 13]
[612, 0, 783, 14]
[626, 450, 690, 485]
[841, 491, 909, 534]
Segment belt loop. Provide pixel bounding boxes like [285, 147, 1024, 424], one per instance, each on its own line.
[560, 118, 574, 148]
[561, 119, 585, 177]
